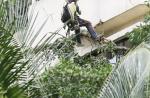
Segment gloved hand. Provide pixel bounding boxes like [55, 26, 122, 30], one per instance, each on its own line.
[73, 24, 80, 30]
[63, 25, 66, 29]
[66, 31, 70, 37]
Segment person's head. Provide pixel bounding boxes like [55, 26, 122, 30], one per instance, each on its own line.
[73, 0, 78, 2]
[66, 0, 78, 3]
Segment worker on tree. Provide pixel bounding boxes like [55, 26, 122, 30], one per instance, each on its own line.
[61, 0, 103, 46]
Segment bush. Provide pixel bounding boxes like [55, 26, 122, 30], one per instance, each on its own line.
[31, 59, 112, 98]
[128, 24, 150, 47]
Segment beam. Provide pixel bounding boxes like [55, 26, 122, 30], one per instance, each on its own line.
[95, 4, 150, 37]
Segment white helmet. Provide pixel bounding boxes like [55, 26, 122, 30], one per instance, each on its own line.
[65, 0, 78, 3]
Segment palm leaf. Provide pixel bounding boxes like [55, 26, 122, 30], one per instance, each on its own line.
[0, 21, 28, 98]
[99, 42, 150, 98]
[7, 0, 68, 84]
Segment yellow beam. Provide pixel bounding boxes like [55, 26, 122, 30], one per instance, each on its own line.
[95, 4, 150, 37]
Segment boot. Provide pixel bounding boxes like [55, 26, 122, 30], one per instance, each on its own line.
[96, 34, 104, 41]
[76, 42, 84, 47]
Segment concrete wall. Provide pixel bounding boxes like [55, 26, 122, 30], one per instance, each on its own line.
[34, 0, 145, 33]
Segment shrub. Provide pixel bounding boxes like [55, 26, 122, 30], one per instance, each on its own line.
[31, 59, 112, 98]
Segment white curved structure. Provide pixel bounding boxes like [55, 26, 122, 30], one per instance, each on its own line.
[95, 4, 150, 37]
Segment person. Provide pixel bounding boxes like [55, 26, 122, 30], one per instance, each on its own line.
[61, 0, 103, 46]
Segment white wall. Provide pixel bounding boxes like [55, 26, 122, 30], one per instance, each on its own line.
[34, 0, 144, 30]
[30, 0, 145, 42]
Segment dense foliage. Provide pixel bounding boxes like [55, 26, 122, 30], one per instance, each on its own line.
[128, 23, 150, 47]
[29, 34, 115, 98]
[31, 59, 112, 98]
[50, 37, 76, 59]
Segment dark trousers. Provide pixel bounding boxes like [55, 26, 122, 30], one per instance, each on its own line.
[75, 17, 97, 43]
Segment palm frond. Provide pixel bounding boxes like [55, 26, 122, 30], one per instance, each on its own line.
[8, 0, 67, 82]
[99, 42, 150, 98]
[0, 16, 28, 98]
